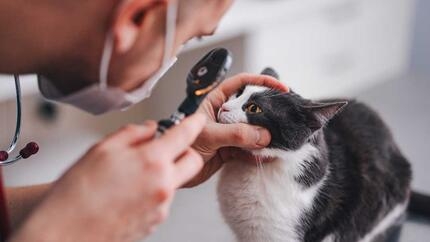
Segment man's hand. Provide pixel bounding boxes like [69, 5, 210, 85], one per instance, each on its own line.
[11, 115, 206, 242]
[186, 73, 289, 187]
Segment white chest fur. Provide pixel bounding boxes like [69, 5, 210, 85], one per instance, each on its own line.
[217, 144, 325, 242]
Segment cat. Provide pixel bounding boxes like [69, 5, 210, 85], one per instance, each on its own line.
[217, 68, 413, 242]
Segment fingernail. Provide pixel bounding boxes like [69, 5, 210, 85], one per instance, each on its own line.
[256, 128, 271, 147]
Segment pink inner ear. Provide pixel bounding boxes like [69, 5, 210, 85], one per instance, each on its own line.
[308, 102, 348, 120]
[302, 102, 348, 132]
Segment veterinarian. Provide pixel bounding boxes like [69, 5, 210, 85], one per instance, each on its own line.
[0, 0, 288, 241]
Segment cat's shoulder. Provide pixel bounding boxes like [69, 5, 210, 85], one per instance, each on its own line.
[321, 99, 396, 148]
[320, 99, 387, 127]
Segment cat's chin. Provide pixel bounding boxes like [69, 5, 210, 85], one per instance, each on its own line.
[249, 148, 282, 164]
[249, 155, 277, 165]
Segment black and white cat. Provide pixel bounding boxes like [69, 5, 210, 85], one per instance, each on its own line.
[217, 69, 413, 242]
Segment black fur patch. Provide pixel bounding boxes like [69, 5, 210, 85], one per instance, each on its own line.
[295, 154, 328, 188]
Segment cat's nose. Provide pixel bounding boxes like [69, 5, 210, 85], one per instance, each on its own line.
[220, 105, 230, 113]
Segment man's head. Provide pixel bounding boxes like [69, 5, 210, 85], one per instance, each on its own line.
[107, 0, 233, 92]
[0, 0, 233, 94]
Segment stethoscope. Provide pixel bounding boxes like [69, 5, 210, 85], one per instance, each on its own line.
[0, 75, 39, 166]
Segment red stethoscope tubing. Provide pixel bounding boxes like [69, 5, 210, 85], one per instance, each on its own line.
[0, 169, 10, 241]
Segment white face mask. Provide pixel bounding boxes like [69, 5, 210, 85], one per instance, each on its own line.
[38, 1, 179, 115]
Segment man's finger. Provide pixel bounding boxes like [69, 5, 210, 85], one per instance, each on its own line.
[105, 121, 158, 146]
[208, 122, 271, 149]
[150, 114, 206, 160]
[173, 149, 204, 188]
[182, 153, 225, 188]
[219, 147, 251, 161]
[219, 73, 289, 99]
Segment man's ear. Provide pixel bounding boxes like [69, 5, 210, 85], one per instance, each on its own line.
[303, 101, 348, 132]
[113, 0, 167, 53]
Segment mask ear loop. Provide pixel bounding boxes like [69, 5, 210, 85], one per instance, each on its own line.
[99, 33, 114, 90]
[163, 0, 178, 64]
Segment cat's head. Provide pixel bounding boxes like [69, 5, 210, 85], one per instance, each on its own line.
[218, 72, 347, 157]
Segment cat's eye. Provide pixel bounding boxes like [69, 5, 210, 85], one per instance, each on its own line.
[244, 103, 263, 114]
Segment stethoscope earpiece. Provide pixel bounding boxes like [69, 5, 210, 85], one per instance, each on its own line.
[19, 142, 39, 159]
[0, 75, 39, 166]
[0, 152, 8, 162]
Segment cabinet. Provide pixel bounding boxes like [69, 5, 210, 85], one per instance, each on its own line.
[243, 0, 415, 98]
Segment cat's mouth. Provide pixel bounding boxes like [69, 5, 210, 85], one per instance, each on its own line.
[217, 113, 233, 124]
[217, 109, 233, 124]
[218, 110, 277, 164]
[217, 108, 248, 124]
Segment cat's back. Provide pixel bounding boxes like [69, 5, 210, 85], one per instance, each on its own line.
[313, 100, 412, 242]
[323, 99, 411, 193]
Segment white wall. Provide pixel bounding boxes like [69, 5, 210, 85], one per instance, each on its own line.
[411, 0, 430, 75]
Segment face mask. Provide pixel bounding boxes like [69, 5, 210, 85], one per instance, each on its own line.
[38, 1, 179, 115]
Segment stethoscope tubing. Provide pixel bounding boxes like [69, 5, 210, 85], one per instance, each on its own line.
[0, 75, 23, 166]
[7, 75, 22, 154]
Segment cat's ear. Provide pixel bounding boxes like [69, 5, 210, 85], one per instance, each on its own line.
[261, 67, 280, 80]
[303, 101, 348, 132]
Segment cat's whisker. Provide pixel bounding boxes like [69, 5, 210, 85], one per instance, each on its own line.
[256, 160, 261, 177]
[256, 157, 264, 181]
[256, 157, 268, 186]
[257, 159, 263, 176]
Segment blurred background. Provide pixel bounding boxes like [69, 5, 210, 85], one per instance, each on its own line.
[0, 0, 428, 241]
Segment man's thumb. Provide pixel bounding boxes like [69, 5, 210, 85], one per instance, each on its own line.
[212, 123, 271, 149]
